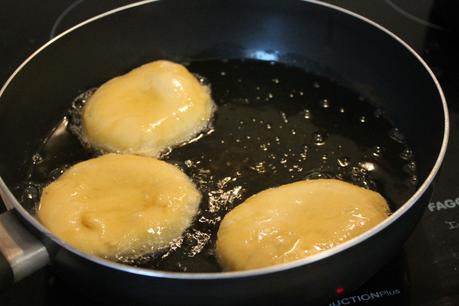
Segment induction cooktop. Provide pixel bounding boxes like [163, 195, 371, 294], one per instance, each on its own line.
[0, 1, 458, 305]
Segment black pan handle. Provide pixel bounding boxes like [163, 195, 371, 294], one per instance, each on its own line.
[0, 209, 50, 291]
[0, 196, 13, 290]
[0, 246, 13, 290]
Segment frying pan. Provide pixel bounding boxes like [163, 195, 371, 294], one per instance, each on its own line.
[0, 0, 448, 305]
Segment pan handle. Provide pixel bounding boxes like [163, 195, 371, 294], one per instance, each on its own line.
[0, 209, 50, 291]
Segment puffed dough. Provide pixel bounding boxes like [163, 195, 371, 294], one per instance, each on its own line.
[216, 179, 389, 271]
[38, 154, 201, 258]
[82, 60, 214, 157]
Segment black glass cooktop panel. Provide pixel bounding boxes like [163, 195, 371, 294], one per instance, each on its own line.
[0, 1, 458, 305]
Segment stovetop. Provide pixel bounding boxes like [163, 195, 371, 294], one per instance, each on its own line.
[0, 1, 458, 305]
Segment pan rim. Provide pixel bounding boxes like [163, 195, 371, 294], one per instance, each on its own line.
[0, 0, 449, 279]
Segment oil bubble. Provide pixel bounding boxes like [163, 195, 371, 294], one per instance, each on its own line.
[184, 230, 211, 257]
[68, 88, 97, 144]
[304, 169, 333, 179]
[400, 148, 413, 160]
[403, 161, 417, 174]
[312, 130, 327, 146]
[389, 128, 405, 143]
[48, 165, 71, 180]
[208, 184, 243, 213]
[320, 99, 330, 109]
[280, 112, 289, 124]
[300, 145, 309, 160]
[347, 166, 376, 190]
[32, 153, 43, 165]
[359, 161, 376, 172]
[198, 215, 221, 225]
[407, 175, 418, 186]
[22, 183, 40, 202]
[337, 157, 350, 167]
[250, 162, 267, 174]
[371, 146, 384, 158]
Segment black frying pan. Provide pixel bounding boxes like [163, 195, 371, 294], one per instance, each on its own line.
[0, 0, 448, 305]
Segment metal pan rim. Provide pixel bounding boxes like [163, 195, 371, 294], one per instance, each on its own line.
[0, 0, 449, 280]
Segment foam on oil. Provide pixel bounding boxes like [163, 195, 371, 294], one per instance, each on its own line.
[22, 59, 417, 272]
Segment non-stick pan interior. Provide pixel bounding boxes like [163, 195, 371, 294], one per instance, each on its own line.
[16, 56, 417, 272]
[0, 0, 445, 213]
